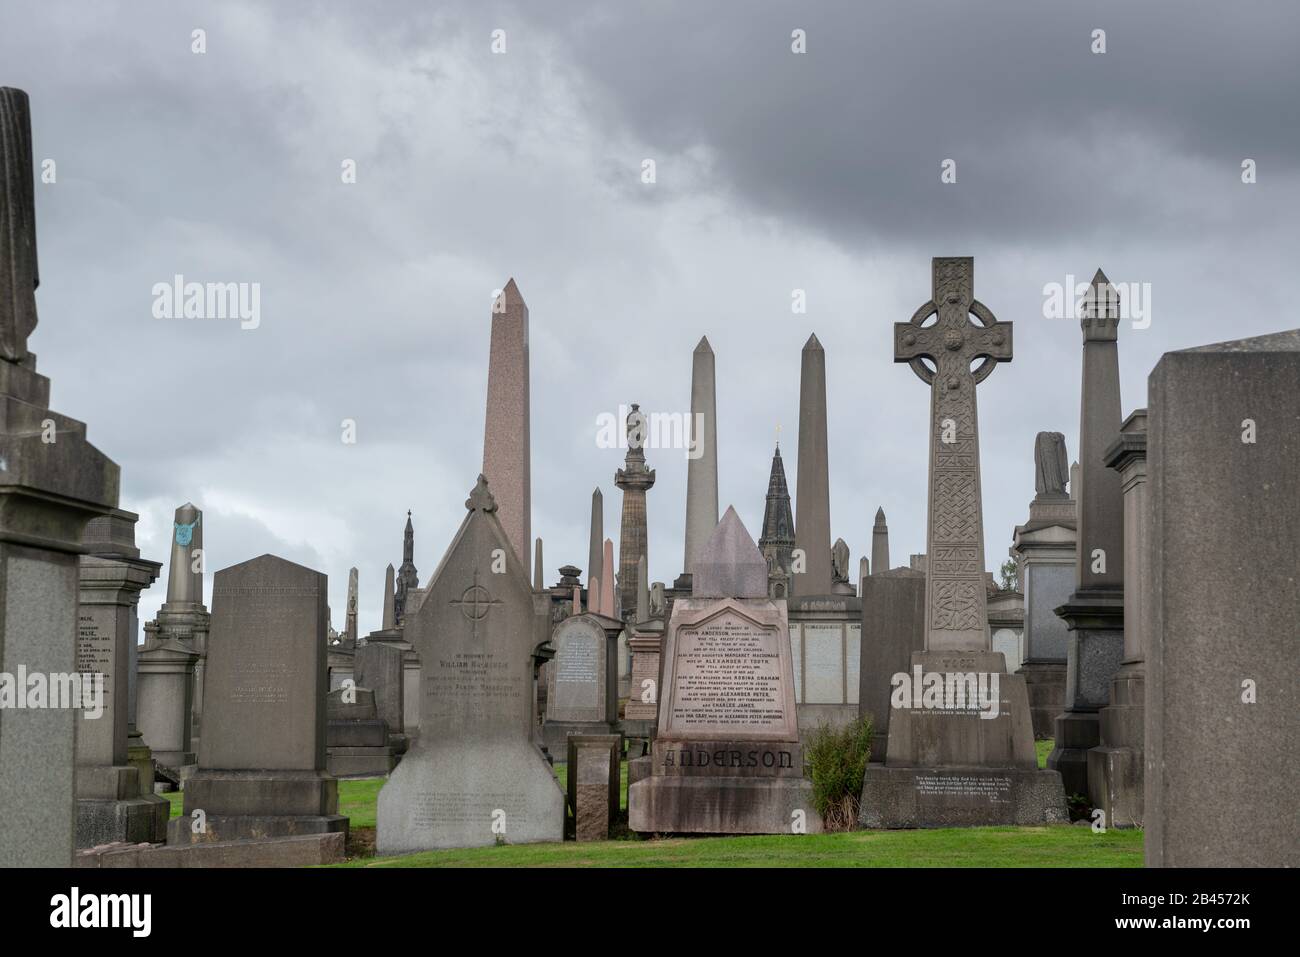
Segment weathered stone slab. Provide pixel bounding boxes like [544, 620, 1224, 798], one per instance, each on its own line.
[567, 734, 620, 841]
[859, 570, 925, 761]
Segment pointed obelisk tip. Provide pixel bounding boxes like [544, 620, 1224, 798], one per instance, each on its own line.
[803, 332, 823, 351]
[875, 506, 886, 522]
[694, 335, 713, 354]
[1091, 268, 1111, 288]
[495, 277, 526, 312]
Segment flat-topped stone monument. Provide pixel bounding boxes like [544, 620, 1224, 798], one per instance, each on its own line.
[1145, 330, 1299, 866]
[168, 554, 346, 844]
[377, 477, 564, 851]
[860, 257, 1066, 828]
[630, 507, 820, 834]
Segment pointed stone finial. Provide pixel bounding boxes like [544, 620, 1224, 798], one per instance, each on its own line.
[466, 474, 497, 512]
[693, 506, 768, 599]
[804, 332, 823, 351]
[871, 505, 890, 576]
[694, 335, 713, 355]
[382, 563, 396, 630]
[1081, 268, 1121, 340]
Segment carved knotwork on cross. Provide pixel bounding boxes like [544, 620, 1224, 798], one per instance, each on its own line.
[894, 257, 1012, 652]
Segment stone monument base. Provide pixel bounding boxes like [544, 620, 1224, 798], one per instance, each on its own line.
[1087, 666, 1144, 827]
[629, 775, 820, 834]
[1046, 711, 1099, 798]
[1018, 659, 1066, 739]
[542, 720, 613, 761]
[859, 767, 1067, 827]
[327, 717, 397, 777]
[168, 769, 347, 844]
[77, 794, 170, 847]
[858, 650, 1067, 827]
[376, 738, 564, 853]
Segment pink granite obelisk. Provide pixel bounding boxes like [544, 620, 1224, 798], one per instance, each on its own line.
[600, 538, 617, 617]
[481, 278, 531, 580]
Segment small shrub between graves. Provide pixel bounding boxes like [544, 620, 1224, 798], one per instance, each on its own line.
[805, 716, 873, 831]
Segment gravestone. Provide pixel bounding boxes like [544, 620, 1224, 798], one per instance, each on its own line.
[858, 568, 926, 761]
[75, 510, 169, 846]
[542, 614, 613, 756]
[326, 685, 397, 777]
[0, 87, 121, 868]
[1010, 432, 1076, 738]
[567, 734, 621, 842]
[377, 477, 563, 852]
[629, 507, 820, 834]
[1146, 331, 1299, 866]
[168, 554, 346, 844]
[356, 638, 406, 754]
[860, 257, 1066, 827]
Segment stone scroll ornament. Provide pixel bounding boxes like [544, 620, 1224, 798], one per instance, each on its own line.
[0, 87, 39, 363]
[894, 258, 1012, 650]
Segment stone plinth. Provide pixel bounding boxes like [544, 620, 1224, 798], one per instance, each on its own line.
[567, 734, 621, 841]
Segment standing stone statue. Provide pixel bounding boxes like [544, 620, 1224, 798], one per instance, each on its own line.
[1034, 431, 1070, 497]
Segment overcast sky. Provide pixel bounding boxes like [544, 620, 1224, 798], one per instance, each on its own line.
[3, 0, 1297, 630]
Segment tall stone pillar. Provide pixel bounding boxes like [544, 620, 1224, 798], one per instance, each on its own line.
[1089, 409, 1148, 827]
[587, 487, 603, 599]
[793, 334, 832, 596]
[140, 501, 210, 770]
[381, 563, 396, 630]
[616, 404, 655, 618]
[757, 443, 795, 598]
[1010, 432, 1077, 738]
[1146, 331, 1298, 867]
[678, 337, 718, 588]
[0, 87, 121, 867]
[1049, 270, 1126, 797]
[394, 511, 418, 625]
[482, 278, 531, 579]
[870, 507, 890, 575]
[76, 510, 169, 846]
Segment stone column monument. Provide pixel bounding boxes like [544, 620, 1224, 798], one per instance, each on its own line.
[793, 334, 833, 596]
[1049, 270, 1126, 796]
[615, 403, 655, 618]
[0, 87, 121, 867]
[75, 510, 169, 846]
[871, 507, 890, 575]
[587, 486, 603, 601]
[1010, 432, 1077, 737]
[860, 257, 1066, 827]
[1089, 409, 1148, 827]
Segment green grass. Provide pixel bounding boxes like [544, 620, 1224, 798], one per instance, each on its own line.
[335, 826, 1140, 868]
[1036, 738, 1054, 769]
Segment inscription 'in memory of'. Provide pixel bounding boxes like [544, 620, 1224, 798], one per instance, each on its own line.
[669, 615, 786, 731]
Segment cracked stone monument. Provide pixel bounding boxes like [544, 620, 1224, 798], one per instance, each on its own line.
[75, 510, 169, 846]
[377, 477, 563, 851]
[0, 87, 121, 867]
[1049, 271, 1126, 797]
[859, 257, 1066, 828]
[168, 554, 347, 844]
[630, 507, 820, 834]
[1010, 432, 1076, 738]
[1146, 331, 1299, 867]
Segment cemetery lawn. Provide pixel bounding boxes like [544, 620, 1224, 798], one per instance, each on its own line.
[335, 826, 1141, 867]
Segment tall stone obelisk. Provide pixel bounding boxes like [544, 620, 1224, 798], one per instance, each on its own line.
[588, 487, 603, 596]
[1048, 270, 1126, 797]
[678, 337, 718, 588]
[616, 404, 655, 618]
[0, 87, 121, 867]
[482, 278, 531, 580]
[860, 256, 1065, 828]
[871, 507, 890, 575]
[793, 334, 833, 595]
[345, 566, 359, 645]
[381, 563, 397, 630]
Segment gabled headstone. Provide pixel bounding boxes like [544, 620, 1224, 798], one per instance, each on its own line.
[377, 477, 563, 851]
[167, 554, 346, 844]
[630, 507, 819, 834]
